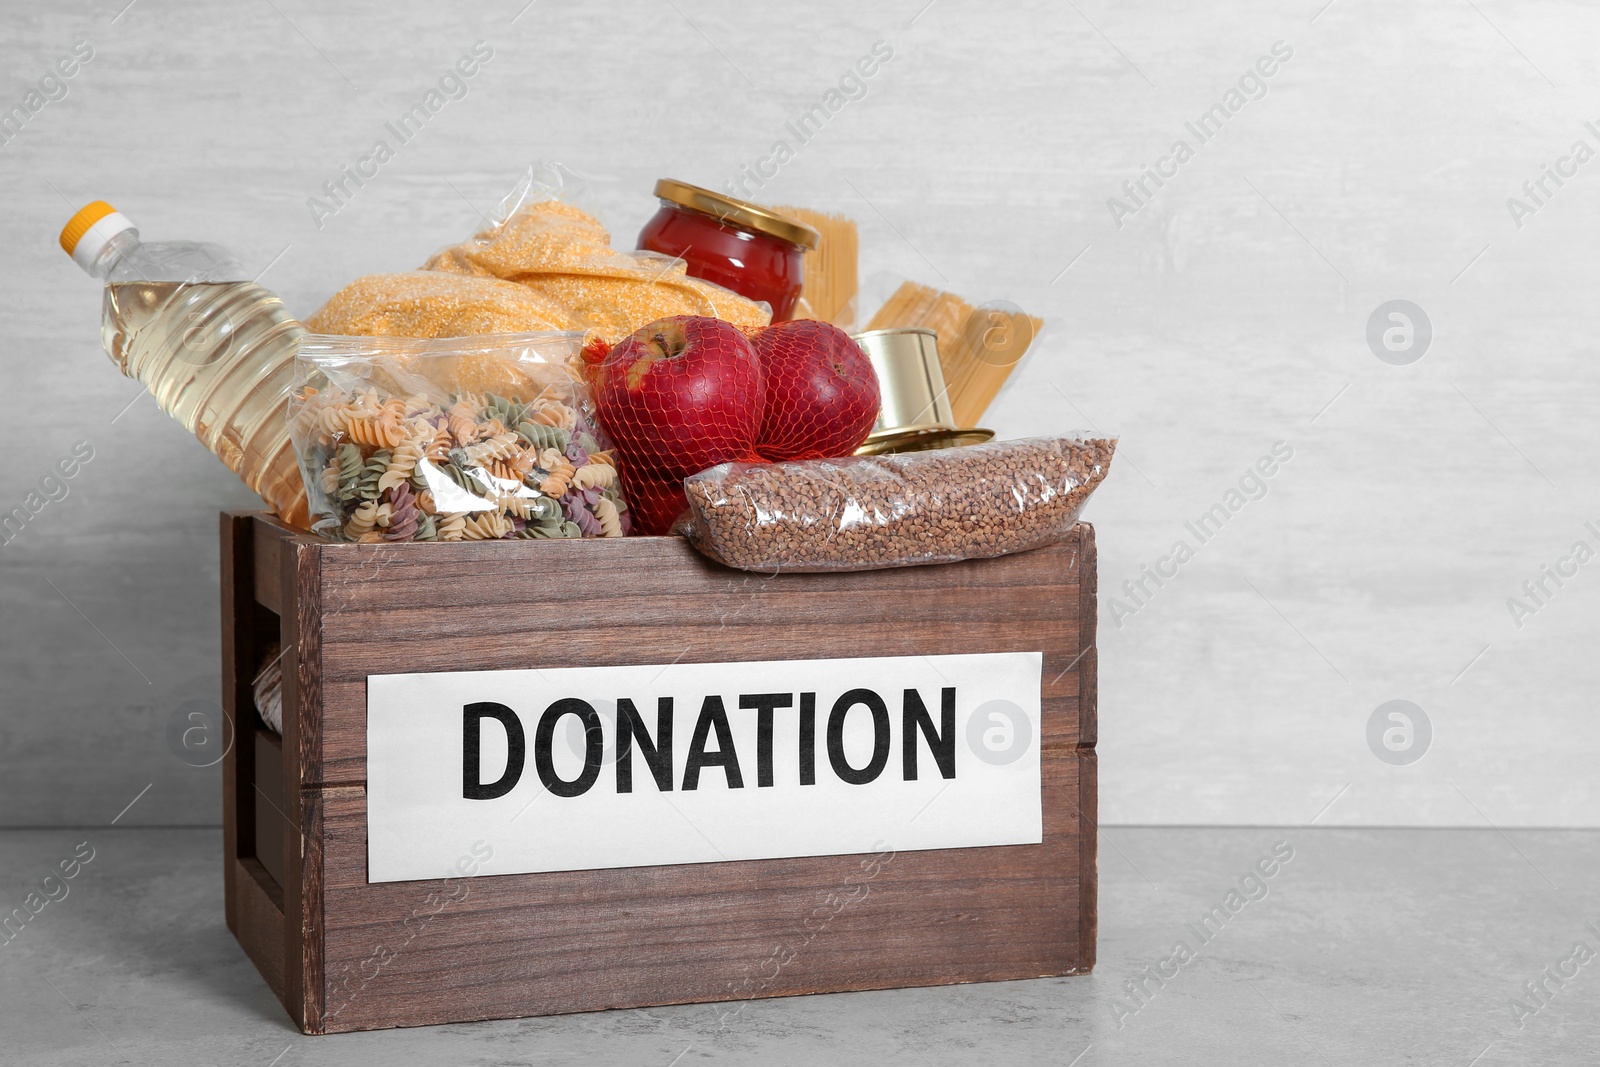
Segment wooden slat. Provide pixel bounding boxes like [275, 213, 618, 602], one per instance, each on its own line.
[292, 526, 1090, 786]
[278, 533, 315, 1032]
[253, 727, 287, 890]
[314, 751, 1092, 1032]
[1076, 527, 1099, 963]
[299, 768, 329, 1032]
[232, 856, 286, 1000]
[1078, 750, 1099, 970]
[252, 522, 284, 615]
[229, 514, 334, 1032]
[1077, 522, 1098, 746]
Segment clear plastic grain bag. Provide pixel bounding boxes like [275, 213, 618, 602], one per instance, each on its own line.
[307, 163, 770, 344]
[414, 162, 771, 342]
[678, 435, 1116, 572]
[290, 332, 630, 542]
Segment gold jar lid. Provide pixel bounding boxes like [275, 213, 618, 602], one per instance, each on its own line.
[653, 179, 820, 250]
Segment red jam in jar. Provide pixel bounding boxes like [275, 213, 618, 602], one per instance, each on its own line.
[637, 179, 819, 321]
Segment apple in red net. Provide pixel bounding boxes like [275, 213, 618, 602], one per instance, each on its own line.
[753, 319, 880, 461]
[617, 462, 690, 536]
[594, 316, 764, 479]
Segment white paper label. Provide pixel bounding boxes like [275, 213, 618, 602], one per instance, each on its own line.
[366, 652, 1043, 883]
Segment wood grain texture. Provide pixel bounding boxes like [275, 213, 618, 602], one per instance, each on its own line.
[1077, 750, 1098, 970]
[226, 513, 1096, 1033]
[252, 530, 284, 617]
[264, 520, 1093, 787]
[223, 512, 292, 1024]
[278, 531, 313, 1031]
[315, 753, 1093, 1032]
[232, 856, 286, 994]
[253, 727, 286, 889]
[1075, 527, 1099, 961]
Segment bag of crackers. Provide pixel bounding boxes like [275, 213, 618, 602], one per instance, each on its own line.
[305, 163, 770, 346]
[289, 332, 631, 542]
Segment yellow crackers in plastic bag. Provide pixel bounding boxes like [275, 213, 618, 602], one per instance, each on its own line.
[306, 165, 773, 345]
[306, 271, 577, 337]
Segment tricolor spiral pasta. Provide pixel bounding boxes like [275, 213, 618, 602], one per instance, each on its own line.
[435, 512, 467, 541]
[594, 496, 623, 538]
[463, 511, 513, 540]
[291, 378, 630, 543]
[379, 431, 430, 493]
[344, 500, 380, 540]
[572, 462, 617, 491]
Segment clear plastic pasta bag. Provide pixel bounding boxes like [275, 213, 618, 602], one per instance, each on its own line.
[290, 332, 630, 542]
[677, 435, 1116, 573]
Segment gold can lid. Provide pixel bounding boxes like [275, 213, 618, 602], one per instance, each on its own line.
[653, 179, 820, 250]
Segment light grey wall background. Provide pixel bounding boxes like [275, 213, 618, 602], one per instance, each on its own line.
[1, 0, 1594, 829]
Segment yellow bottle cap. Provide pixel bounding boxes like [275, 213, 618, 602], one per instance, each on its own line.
[60, 201, 118, 254]
[60, 201, 136, 273]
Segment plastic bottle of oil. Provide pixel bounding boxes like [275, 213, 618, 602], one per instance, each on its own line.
[61, 201, 309, 527]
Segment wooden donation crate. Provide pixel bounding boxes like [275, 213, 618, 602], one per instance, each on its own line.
[221, 511, 1097, 1034]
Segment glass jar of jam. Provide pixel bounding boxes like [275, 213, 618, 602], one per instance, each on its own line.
[637, 179, 819, 321]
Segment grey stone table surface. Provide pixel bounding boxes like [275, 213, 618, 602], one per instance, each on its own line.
[2, 827, 1597, 1065]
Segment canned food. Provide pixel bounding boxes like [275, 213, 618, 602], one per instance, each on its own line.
[853, 327, 993, 455]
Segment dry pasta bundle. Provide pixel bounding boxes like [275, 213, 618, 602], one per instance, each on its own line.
[290, 333, 630, 543]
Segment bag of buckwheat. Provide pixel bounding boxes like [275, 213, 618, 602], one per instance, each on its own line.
[677, 435, 1115, 573]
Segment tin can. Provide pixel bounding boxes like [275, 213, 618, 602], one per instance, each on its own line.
[853, 327, 993, 455]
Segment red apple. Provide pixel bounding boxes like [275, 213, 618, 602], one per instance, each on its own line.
[753, 319, 880, 461]
[617, 462, 689, 536]
[594, 316, 764, 478]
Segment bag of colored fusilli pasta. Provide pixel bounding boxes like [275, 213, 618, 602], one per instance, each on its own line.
[290, 332, 631, 542]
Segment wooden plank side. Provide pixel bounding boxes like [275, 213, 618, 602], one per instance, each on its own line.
[238, 516, 333, 1032]
[307, 530, 1089, 786]
[299, 768, 329, 1033]
[233, 857, 286, 999]
[279, 532, 322, 1033]
[1077, 523, 1098, 748]
[293, 534, 329, 1034]
[277, 532, 305, 1031]
[1077, 524, 1099, 967]
[252, 521, 284, 616]
[253, 727, 287, 890]
[1078, 750, 1099, 973]
[314, 751, 1092, 1032]
[220, 512, 249, 939]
